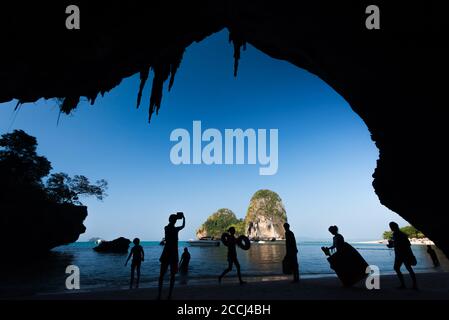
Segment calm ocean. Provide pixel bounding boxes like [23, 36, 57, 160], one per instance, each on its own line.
[1, 241, 448, 297]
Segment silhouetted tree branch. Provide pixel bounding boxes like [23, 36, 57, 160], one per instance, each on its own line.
[46, 173, 108, 205]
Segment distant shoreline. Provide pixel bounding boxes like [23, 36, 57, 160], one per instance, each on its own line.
[353, 238, 435, 246]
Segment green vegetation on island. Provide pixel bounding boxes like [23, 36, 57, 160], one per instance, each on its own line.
[383, 225, 425, 240]
[196, 208, 245, 238]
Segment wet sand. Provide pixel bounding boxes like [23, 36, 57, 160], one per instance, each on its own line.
[16, 272, 449, 300]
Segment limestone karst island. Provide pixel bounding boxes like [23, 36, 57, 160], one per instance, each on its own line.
[195, 190, 288, 243]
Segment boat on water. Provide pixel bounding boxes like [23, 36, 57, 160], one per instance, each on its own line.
[188, 237, 220, 247]
[251, 238, 286, 245]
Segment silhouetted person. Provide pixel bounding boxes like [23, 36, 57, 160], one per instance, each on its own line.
[326, 225, 344, 253]
[219, 227, 245, 285]
[179, 247, 191, 275]
[158, 212, 185, 300]
[125, 238, 144, 289]
[283, 223, 299, 283]
[179, 247, 191, 285]
[387, 222, 418, 289]
[427, 245, 440, 267]
[322, 225, 369, 287]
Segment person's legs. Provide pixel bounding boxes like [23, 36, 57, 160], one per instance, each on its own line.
[234, 259, 245, 284]
[168, 263, 177, 300]
[432, 255, 440, 267]
[158, 263, 169, 299]
[130, 264, 135, 289]
[219, 260, 233, 283]
[136, 263, 141, 288]
[404, 262, 417, 289]
[394, 257, 405, 288]
[292, 257, 300, 283]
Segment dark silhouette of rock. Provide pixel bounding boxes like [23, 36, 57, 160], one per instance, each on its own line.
[0, 130, 101, 259]
[0, 2, 448, 257]
[93, 237, 131, 253]
[0, 202, 87, 259]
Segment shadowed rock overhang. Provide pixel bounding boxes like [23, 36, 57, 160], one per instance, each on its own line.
[1, 1, 448, 256]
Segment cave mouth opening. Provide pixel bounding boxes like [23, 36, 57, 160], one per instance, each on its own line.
[0, 29, 408, 245]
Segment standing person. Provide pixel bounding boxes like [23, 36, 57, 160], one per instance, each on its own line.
[387, 222, 418, 289]
[179, 247, 191, 285]
[427, 245, 440, 267]
[283, 223, 300, 283]
[158, 212, 185, 300]
[179, 247, 191, 274]
[125, 238, 145, 289]
[219, 227, 245, 285]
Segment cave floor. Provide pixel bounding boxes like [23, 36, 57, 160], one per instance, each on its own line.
[12, 272, 449, 300]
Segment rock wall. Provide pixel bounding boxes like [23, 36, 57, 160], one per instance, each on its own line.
[0, 202, 87, 257]
[245, 190, 287, 241]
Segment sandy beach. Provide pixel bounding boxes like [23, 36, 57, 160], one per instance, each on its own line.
[355, 239, 435, 246]
[13, 272, 448, 301]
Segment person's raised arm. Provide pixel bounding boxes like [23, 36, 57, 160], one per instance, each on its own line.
[178, 216, 186, 230]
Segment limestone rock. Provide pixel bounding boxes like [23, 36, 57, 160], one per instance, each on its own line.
[245, 190, 287, 241]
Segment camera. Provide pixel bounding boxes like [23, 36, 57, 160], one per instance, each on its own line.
[176, 212, 184, 219]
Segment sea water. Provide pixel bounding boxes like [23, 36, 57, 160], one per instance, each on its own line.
[1, 242, 447, 296]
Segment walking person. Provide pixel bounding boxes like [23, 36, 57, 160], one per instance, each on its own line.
[387, 222, 418, 289]
[219, 227, 245, 285]
[426, 245, 440, 267]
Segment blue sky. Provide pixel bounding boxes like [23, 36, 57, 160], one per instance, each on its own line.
[0, 30, 407, 241]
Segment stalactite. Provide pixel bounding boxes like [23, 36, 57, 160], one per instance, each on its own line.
[60, 96, 80, 114]
[147, 49, 185, 122]
[169, 49, 185, 91]
[148, 62, 171, 122]
[229, 31, 247, 77]
[136, 67, 150, 108]
[14, 101, 22, 111]
[88, 93, 98, 106]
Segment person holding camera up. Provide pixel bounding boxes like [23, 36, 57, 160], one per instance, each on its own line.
[158, 212, 185, 300]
